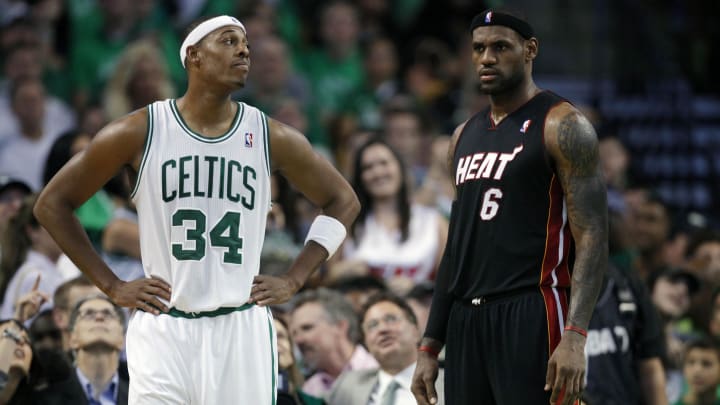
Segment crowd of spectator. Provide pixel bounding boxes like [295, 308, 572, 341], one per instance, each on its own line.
[0, 0, 718, 404]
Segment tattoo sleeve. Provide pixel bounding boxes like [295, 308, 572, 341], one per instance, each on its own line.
[555, 112, 608, 330]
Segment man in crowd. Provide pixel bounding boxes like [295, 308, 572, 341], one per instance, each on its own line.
[290, 288, 378, 397]
[328, 292, 444, 404]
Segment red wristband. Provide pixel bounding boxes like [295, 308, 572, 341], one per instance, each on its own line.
[564, 325, 587, 337]
[418, 345, 440, 358]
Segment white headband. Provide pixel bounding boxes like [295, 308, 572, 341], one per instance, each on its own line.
[180, 15, 246, 68]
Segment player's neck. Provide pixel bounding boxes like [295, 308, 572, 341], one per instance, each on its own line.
[176, 90, 236, 128]
[488, 80, 540, 124]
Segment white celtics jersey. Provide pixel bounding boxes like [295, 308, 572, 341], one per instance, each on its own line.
[131, 99, 271, 312]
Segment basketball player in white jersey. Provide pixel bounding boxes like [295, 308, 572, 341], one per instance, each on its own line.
[35, 16, 359, 404]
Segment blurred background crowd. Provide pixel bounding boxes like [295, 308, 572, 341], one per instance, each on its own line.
[0, 0, 718, 404]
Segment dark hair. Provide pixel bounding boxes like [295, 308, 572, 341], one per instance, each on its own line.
[43, 130, 84, 186]
[360, 291, 418, 328]
[686, 229, 720, 259]
[684, 336, 720, 363]
[1, 41, 40, 67]
[350, 137, 411, 242]
[406, 281, 434, 301]
[28, 309, 61, 343]
[272, 174, 302, 243]
[0, 195, 39, 302]
[329, 275, 388, 294]
[68, 296, 126, 333]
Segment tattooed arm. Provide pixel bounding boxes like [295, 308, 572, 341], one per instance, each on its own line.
[543, 103, 608, 405]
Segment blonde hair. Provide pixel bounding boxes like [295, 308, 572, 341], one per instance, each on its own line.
[103, 39, 175, 120]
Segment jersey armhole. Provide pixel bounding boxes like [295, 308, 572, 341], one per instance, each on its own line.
[260, 111, 273, 211]
[260, 112, 271, 177]
[130, 103, 155, 199]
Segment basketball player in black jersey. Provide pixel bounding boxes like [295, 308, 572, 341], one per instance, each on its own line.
[411, 9, 608, 405]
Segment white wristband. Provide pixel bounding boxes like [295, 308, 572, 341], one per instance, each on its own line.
[304, 215, 347, 260]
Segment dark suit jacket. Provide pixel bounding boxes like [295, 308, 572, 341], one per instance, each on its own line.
[326, 366, 444, 405]
[33, 365, 129, 405]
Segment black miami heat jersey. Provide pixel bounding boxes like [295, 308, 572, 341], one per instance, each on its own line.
[448, 91, 572, 298]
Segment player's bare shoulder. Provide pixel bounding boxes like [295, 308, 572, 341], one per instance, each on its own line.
[92, 107, 151, 171]
[266, 117, 315, 171]
[543, 102, 599, 176]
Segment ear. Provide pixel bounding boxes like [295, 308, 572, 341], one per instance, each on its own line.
[526, 38, 538, 61]
[336, 318, 349, 338]
[51, 308, 67, 329]
[187, 45, 201, 66]
[69, 332, 79, 350]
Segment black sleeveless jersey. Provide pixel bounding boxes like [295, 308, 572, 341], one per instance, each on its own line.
[448, 91, 572, 298]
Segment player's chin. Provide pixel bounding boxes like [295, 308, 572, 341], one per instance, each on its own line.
[225, 73, 248, 87]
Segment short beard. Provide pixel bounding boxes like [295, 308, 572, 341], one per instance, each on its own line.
[479, 67, 524, 95]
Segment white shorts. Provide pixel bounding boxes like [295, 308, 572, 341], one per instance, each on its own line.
[126, 305, 277, 404]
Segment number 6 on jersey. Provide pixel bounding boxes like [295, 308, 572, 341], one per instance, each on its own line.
[480, 188, 503, 220]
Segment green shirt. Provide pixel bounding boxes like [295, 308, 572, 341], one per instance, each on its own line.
[298, 48, 364, 145]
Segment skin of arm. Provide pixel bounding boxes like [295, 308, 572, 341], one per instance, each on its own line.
[543, 103, 608, 404]
[433, 215, 449, 272]
[638, 357, 668, 405]
[248, 119, 360, 306]
[35, 109, 172, 314]
[412, 121, 465, 405]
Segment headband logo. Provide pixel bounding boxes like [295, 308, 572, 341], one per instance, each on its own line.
[485, 11, 493, 23]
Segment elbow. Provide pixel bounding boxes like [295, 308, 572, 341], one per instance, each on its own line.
[347, 192, 361, 222]
[33, 192, 52, 226]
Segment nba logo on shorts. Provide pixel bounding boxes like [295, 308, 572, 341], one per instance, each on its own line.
[245, 132, 253, 147]
[485, 11, 493, 23]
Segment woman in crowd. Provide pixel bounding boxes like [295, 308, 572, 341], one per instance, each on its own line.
[0, 196, 63, 319]
[102, 39, 175, 121]
[0, 319, 35, 404]
[329, 137, 447, 295]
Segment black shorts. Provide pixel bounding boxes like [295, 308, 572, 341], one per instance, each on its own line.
[444, 286, 569, 405]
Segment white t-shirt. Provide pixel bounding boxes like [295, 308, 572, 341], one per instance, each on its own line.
[344, 204, 440, 282]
